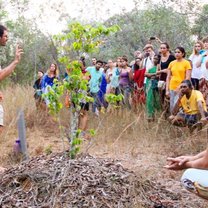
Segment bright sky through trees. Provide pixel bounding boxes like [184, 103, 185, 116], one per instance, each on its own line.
[3, 0, 208, 34]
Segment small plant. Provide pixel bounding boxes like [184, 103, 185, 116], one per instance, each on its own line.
[105, 94, 123, 108]
[44, 22, 120, 159]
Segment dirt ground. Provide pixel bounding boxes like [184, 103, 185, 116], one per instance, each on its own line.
[1, 110, 208, 207]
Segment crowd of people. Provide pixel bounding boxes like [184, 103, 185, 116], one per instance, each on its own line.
[32, 35, 208, 200]
[1, 23, 208, 199]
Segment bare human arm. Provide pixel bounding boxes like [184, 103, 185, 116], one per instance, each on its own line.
[127, 67, 133, 80]
[165, 69, 171, 97]
[145, 72, 157, 78]
[157, 68, 168, 75]
[105, 69, 112, 84]
[171, 89, 184, 116]
[0, 45, 23, 81]
[197, 100, 206, 119]
[196, 55, 203, 68]
[185, 68, 192, 80]
[0, 91, 3, 101]
[196, 51, 208, 68]
[145, 66, 159, 78]
[206, 59, 208, 69]
[164, 148, 208, 170]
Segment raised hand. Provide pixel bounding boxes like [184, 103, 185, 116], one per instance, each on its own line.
[14, 44, 23, 64]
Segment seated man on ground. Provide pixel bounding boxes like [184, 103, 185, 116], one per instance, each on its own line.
[165, 146, 208, 199]
[168, 79, 207, 130]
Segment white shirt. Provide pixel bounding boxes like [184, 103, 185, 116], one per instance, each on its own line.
[143, 56, 154, 84]
[189, 54, 202, 79]
[200, 56, 208, 80]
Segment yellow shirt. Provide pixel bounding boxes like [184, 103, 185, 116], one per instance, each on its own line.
[180, 90, 207, 115]
[168, 59, 191, 90]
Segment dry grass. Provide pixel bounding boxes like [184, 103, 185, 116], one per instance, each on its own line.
[0, 85, 208, 207]
[0, 85, 207, 168]
[0, 85, 70, 166]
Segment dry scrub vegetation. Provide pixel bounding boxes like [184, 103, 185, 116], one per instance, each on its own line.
[0, 85, 208, 207]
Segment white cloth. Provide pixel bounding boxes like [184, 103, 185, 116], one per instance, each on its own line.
[200, 56, 208, 80]
[181, 168, 208, 187]
[0, 104, 4, 126]
[189, 54, 202, 79]
[143, 57, 154, 84]
[106, 68, 119, 92]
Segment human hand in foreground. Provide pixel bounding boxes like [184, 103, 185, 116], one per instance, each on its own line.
[164, 156, 192, 170]
[14, 44, 23, 64]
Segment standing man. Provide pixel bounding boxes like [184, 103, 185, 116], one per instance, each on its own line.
[142, 44, 155, 89]
[142, 44, 155, 71]
[0, 24, 23, 134]
[91, 57, 97, 66]
[86, 60, 103, 115]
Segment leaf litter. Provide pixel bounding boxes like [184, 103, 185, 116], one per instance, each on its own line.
[0, 152, 206, 208]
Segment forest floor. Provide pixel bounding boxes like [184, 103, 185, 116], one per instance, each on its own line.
[0, 86, 208, 207]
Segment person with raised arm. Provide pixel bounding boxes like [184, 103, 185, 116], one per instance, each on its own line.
[0, 25, 23, 134]
[0, 24, 23, 173]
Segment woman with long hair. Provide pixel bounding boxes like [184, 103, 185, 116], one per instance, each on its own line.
[119, 56, 133, 109]
[145, 55, 161, 121]
[41, 63, 59, 106]
[189, 41, 204, 90]
[33, 70, 44, 108]
[166, 47, 192, 113]
[106, 59, 117, 94]
[157, 42, 175, 106]
[132, 56, 146, 110]
[197, 37, 208, 106]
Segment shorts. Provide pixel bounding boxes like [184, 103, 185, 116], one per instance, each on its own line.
[80, 102, 89, 111]
[178, 112, 198, 126]
[0, 104, 4, 126]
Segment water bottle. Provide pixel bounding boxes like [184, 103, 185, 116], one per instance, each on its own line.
[116, 68, 120, 76]
[13, 139, 21, 154]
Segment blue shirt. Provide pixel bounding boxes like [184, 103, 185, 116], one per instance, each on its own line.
[100, 73, 107, 94]
[41, 74, 56, 90]
[86, 66, 102, 93]
[111, 68, 120, 88]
